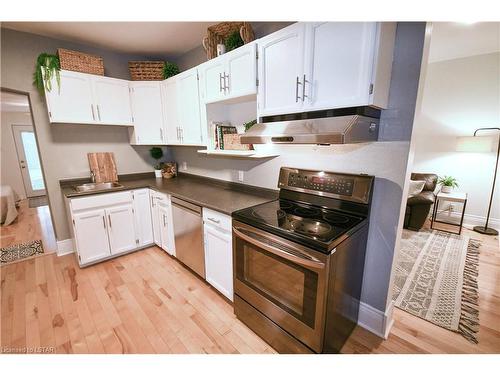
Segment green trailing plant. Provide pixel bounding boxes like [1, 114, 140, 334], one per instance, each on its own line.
[33, 53, 61, 94]
[149, 147, 164, 170]
[163, 61, 180, 79]
[225, 31, 244, 52]
[438, 175, 459, 188]
[243, 119, 257, 132]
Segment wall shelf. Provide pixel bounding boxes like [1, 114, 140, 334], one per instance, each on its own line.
[197, 149, 279, 159]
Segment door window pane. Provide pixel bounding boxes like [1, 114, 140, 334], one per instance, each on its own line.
[21, 131, 45, 191]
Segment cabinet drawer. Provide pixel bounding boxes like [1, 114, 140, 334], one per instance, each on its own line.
[70, 190, 134, 211]
[203, 208, 232, 232]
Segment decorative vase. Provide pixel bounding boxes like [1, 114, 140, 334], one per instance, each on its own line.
[441, 186, 452, 193]
[154, 169, 162, 178]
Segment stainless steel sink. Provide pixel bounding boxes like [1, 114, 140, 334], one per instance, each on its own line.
[74, 182, 123, 192]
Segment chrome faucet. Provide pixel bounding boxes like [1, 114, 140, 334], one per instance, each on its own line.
[90, 170, 96, 183]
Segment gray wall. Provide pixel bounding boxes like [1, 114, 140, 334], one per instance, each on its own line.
[0, 28, 161, 241]
[170, 22, 426, 311]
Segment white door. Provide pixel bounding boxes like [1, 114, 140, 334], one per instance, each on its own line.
[73, 209, 111, 264]
[12, 125, 46, 197]
[151, 194, 162, 247]
[130, 82, 164, 144]
[44, 70, 96, 124]
[177, 68, 203, 145]
[106, 204, 137, 255]
[158, 203, 175, 256]
[304, 22, 377, 110]
[204, 225, 233, 300]
[133, 189, 153, 246]
[199, 59, 226, 103]
[92, 76, 133, 125]
[257, 23, 306, 116]
[161, 78, 181, 145]
[226, 43, 257, 99]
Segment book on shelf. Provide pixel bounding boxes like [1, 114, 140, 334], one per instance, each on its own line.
[210, 122, 238, 150]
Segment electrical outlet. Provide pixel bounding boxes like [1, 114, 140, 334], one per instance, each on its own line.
[238, 171, 244, 182]
[181, 162, 187, 171]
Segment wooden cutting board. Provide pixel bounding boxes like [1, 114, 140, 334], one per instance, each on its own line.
[87, 152, 118, 183]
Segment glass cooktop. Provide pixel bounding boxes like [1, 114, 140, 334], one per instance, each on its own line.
[232, 199, 365, 251]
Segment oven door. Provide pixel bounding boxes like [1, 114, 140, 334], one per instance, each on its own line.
[233, 221, 329, 352]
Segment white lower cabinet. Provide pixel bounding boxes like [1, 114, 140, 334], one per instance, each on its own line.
[106, 204, 137, 255]
[203, 208, 233, 301]
[73, 208, 111, 264]
[150, 190, 175, 256]
[133, 189, 154, 246]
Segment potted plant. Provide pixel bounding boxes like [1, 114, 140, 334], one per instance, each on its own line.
[438, 175, 459, 193]
[225, 31, 244, 52]
[149, 147, 164, 178]
[33, 53, 61, 94]
[163, 61, 180, 79]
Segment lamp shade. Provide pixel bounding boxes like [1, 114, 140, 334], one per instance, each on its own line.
[456, 136, 495, 152]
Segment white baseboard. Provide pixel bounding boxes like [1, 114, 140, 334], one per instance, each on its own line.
[56, 239, 74, 256]
[358, 300, 394, 339]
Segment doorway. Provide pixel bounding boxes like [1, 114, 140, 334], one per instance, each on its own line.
[12, 125, 46, 197]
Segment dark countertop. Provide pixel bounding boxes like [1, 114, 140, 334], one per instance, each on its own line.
[60, 172, 278, 215]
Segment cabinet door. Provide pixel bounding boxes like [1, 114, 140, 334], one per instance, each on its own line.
[151, 194, 162, 247]
[161, 78, 181, 145]
[226, 43, 257, 99]
[133, 189, 153, 246]
[92, 76, 133, 125]
[130, 82, 165, 144]
[106, 204, 137, 255]
[177, 68, 203, 145]
[73, 209, 110, 264]
[204, 225, 233, 300]
[158, 203, 175, 256]
[199, 59, 226, 103]
[304, 22, 377, 110]
[44, 70, 96, 124]
[257, 23, 306, 116]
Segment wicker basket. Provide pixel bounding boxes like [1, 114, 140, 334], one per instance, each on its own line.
[128, 61, 165, 81]
[57, 48, 104, 75]
[202, 22, 255, 60]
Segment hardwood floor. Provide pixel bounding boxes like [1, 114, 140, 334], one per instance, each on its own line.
[342, 222, 500, 354]
[0, 199, 57, 255]
[1, 219, 498, 354]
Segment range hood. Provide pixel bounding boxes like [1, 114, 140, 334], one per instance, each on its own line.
[240, 115, 380, 145]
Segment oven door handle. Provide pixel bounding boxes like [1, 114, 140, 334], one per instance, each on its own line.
[233, 226, 326, 270]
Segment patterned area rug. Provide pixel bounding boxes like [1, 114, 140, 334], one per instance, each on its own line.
[0, 240, 44, 264]
[393, 229, 480, 343]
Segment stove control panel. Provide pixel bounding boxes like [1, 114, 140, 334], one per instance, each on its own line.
[278, 167, 374, 204]
[287, 173, 354, 196]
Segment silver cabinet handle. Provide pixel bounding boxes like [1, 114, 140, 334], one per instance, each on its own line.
[208, 217, 220, 224]
[224, 72, 229, 93]
[302, 74, 308, 101]
[151, 196, 154, 207]
[219, 72, 223, 92]
[108, 214, 112, 229]
[163, 214, 167, 226]
[181, 128, 184, 142]
[160, 128, 163, 141]
[91, 105, 96, 120]
[96, 104, 101, 121]
[295, 76, 302, 102]
[102, 216, 106, 228]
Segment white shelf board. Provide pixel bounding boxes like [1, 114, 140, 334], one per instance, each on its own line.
[197, 149, 279, 158]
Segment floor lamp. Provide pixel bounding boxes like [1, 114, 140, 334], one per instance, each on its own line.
[470, 127, 500, 235]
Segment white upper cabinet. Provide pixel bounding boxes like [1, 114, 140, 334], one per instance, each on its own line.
[257, 23, 306, 116]
[45, 70, 96, 124]
[177, 68, 203, 145]
[161, 78, 181, 145]
[45, 70, 134, 126]
[129, 81, 165, 145]
[199, 42, 257, 104]
[257, 22, 396, 117]
[92, 76, 133, 125]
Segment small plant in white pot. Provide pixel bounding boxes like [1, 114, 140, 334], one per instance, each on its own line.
[438, 175, 458, 193]
[150, 147, 164, 178]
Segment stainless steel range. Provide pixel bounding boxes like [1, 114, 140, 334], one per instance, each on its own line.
[231, 167, 374, 353]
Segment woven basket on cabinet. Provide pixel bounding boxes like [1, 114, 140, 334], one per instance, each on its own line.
[202, 22, 255, 60]
[128, 61, 165, 81]
[57, 48, 104, 75]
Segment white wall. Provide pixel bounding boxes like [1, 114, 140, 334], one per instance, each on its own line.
[0, 111, 32, 200]
[412, 52, 500, 229]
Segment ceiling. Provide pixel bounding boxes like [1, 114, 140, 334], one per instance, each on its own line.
[428, 22, 500, 63]
[1, 22, 219, 57]
[1, 91, 30, 113]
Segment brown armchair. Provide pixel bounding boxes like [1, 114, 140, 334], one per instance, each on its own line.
[404, 173, 438, 231]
